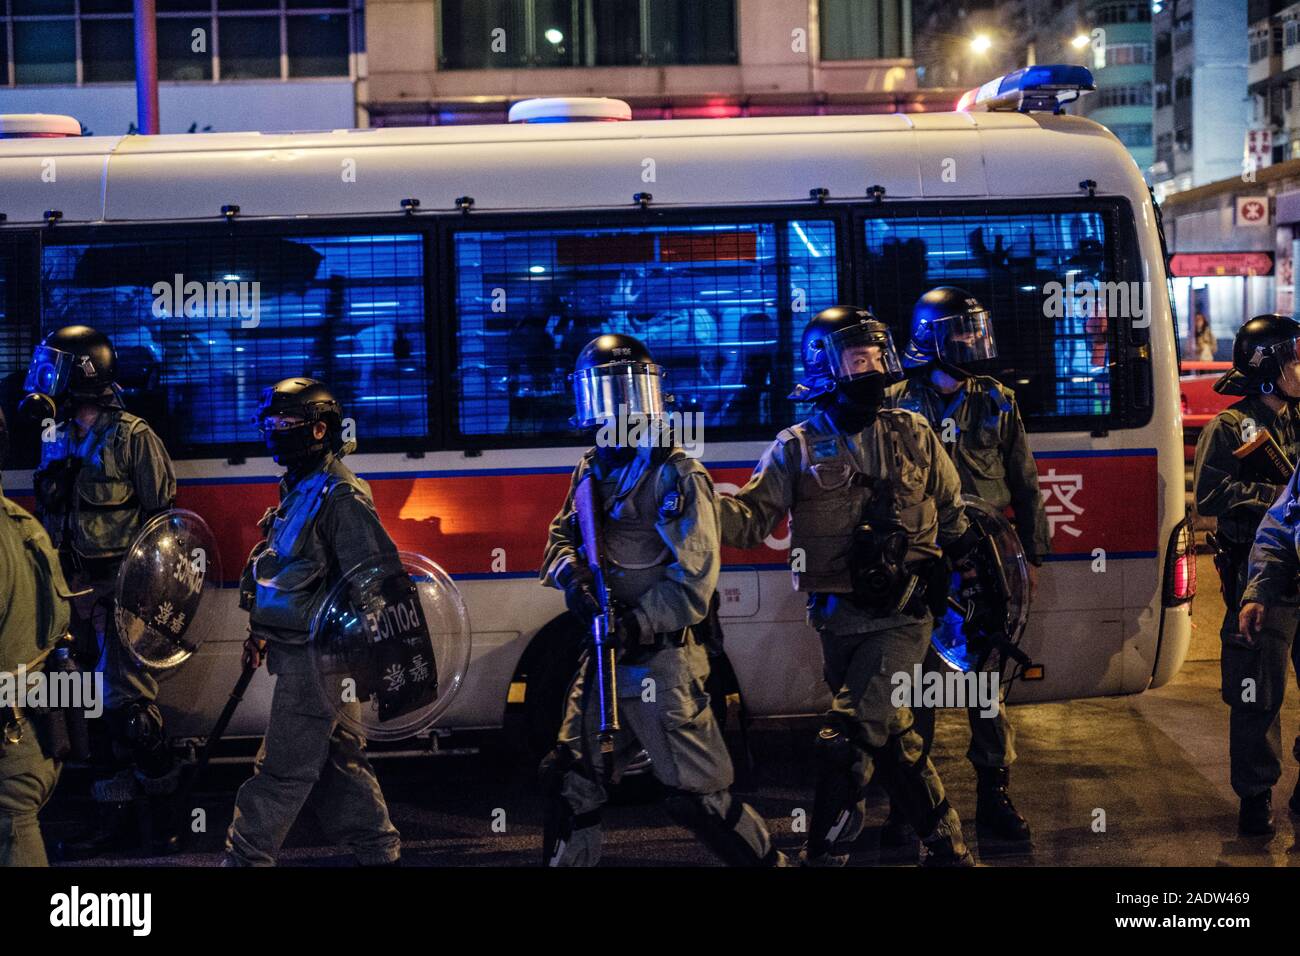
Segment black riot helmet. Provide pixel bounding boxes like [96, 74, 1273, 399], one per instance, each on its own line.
[1214, 314, 1300, 396]
[903, 286, 998, 373]
[255, 377, 347, 463]
[791, 306, 903, 404]
[19, 325, 118, 421]
[571, 333, 666, 430]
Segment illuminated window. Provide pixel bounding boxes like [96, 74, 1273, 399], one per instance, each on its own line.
[451, 219, 837, 439]
[862, 206, 1142, 423]
[39, 232, 428, 455]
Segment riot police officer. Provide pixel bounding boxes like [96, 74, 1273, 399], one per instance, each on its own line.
[20, 325, 178, 857]
[0, 408, 74, 866]
[881, 287, 1050, 845]
[720, 306, 975, 866]
[224, 378, 402, 866]
[1198, 315, 1300, 836]
[540, 335, 783, 867]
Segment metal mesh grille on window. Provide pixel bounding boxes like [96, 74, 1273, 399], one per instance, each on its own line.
[453, 219, 838, 437]
[862, 207, 1117, 420]
[39, 232, 427, 450]
[0, 240, 38, 434]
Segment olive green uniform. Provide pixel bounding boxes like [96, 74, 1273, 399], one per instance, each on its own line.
[885, 374, 1050, 770]
[1200, 397, 1300, 799]
[0, 496, 73, 866]
[225, 452, 402, 866]
[540, 446, 778, 867]
[719, 406, 971, 860]
[34, 407, 176, 711]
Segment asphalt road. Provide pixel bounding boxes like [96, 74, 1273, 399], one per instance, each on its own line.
[39, 553, 1300, 869]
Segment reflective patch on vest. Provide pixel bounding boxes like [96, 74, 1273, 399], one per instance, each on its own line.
[659, 489, 682, 520]
[812, 438, 840, 461]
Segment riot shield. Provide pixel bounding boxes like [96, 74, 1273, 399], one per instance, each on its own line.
[115, 509, 224, 670]
[309, 551, 471, 741]
[931, 496, 1030, 673]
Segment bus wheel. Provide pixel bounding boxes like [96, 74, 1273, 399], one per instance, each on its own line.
[502, 614, 586, 769]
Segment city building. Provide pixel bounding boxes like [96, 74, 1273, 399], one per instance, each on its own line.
[1078, 0, 1153, 174]
[1152, 0, 1248, 199]
[0, 1, 364, 134]
[363, 0, 947, 126]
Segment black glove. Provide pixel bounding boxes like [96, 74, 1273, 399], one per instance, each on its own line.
[556, 560, 602, 625]
[613, 605, 648, 651]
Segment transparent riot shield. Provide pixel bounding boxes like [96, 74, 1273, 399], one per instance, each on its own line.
[931, 496, 1030, 673]
[309, 551, 471, 741]
[115, 509, 224, 670]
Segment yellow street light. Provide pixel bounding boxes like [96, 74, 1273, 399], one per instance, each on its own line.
[970, 34, 993, 55]
[1070, 34, 1091, 49]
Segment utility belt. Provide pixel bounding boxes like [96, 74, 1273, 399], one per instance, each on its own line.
[617, 624, 691, 666]
[1, 647, 90, 763]
[848, 521, 950, 619]
[59, 547, 122, 581]
[1206, 532, 1253, 601]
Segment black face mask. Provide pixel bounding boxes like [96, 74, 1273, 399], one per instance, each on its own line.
[266, 426, 325, 467]
[593, 443, 637, 469]
[838, 374, 886, 411]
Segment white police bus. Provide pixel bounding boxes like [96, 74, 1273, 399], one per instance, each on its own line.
[0, 65, 1193, 756]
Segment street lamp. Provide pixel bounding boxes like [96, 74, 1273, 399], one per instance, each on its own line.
[970, 34, 993, 55]
[544, 28, 564, 45]
[1071, 34, 1091, 49]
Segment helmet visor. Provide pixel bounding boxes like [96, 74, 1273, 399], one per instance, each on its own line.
[572, 361, 666, 430]
[934, 309, 998, 365]
[22, 345, 74, 398]
[1252, 335, 1300, 374]
[825, 324, 903, 384]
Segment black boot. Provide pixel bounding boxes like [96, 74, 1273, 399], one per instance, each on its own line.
[879, 799, 917, 849]
[921, 825, 975, 867]
[1238, 791, 1275, 836]
[56, 802, 136, 861]
[975, 767, 1031, 842]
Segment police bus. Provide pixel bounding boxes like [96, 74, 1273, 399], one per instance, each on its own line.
[0, 65, 1194, 756]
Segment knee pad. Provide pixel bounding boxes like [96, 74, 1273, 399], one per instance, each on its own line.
[814, 717, 861, 772]
[113, 703, 173, 780]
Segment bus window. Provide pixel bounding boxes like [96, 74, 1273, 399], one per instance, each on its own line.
[0, 235, 40, 468]
[39, 231, 428, 456]
[451, 218, 838, 440]
[860, 202, 1147, 431]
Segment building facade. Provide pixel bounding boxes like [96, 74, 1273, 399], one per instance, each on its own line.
[1078, 0, 1153, 174]
[363, 0, 937, 126]
[0, 1, 363, 135]
[1152, 0, 1248, 198]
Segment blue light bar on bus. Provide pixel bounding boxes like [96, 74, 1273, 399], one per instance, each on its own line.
[956, 65, 1095, 114]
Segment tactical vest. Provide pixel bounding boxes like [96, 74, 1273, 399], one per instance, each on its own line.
[578, 449, 692, 611]
[787, 408, 939, 593]
[893, 375, 1013, 508]
[0, 497, 73, 673]
[247, 455, 372, 639]
[37, 411, 152, 559]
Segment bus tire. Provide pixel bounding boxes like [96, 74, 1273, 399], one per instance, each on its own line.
[502, 613, 587, 768]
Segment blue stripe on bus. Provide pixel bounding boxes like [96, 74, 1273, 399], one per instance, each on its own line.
[1033, 448, 1157, 459]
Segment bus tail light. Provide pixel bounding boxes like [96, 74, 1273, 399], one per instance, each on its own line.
[1163, 515, 1196, 606]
